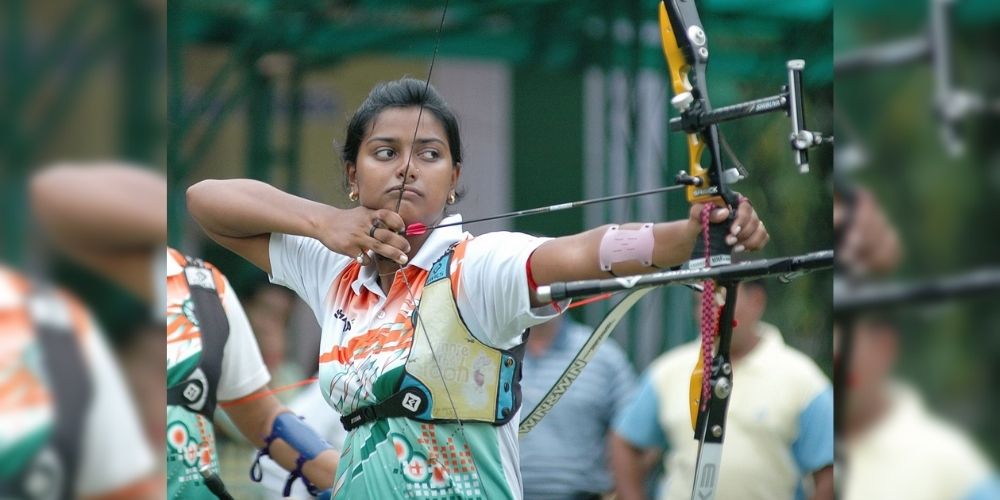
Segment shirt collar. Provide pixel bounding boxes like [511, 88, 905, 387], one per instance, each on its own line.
[352, 213, 467, 295]
[739, 321, 783, 366]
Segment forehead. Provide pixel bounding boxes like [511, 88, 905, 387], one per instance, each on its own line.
[366, 106, 447, 140]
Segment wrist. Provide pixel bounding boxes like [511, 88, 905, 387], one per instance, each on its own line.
[304, 203, 339, 240]
[651, 220, 696, 268]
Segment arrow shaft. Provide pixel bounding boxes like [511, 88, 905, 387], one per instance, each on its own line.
[412, 184, 686, 234]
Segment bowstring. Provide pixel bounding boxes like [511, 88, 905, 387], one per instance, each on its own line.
[387, 0, 488, 494]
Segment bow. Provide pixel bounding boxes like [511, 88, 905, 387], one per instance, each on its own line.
[667, 3, 829, 496]
[659, 3, 744, 497]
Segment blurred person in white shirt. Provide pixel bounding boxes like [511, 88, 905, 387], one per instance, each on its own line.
[839, 317, 1000, 500]
[610, 281, 834, 500]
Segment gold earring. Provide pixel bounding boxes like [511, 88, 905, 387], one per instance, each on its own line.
[448, 192, 456, 204]
[349, 190, 358, 202]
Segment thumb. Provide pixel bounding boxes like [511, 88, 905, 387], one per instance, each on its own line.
[708, 205, 731, 223]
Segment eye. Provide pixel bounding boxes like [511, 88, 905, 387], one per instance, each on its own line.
[374, 148, 396, 161]
[417, 149, 441, 161]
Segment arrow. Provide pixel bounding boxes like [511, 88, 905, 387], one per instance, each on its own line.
[404, 184, 687, 236]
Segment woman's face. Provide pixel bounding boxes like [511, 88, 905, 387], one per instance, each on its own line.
[347, 106, 460, 226]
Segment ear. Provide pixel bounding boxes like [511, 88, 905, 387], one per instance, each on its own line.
[346, 161, 358, 191]
[450, 162, 462, 192]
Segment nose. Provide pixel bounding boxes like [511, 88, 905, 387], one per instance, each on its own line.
[394, 150, 419, 181]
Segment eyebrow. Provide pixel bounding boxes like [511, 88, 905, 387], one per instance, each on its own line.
[366, 136, 446, 146]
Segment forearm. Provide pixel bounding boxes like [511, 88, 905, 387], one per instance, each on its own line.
[225, 392, 337, 490]
[186, 179, 332, 241]
[266, 428, 339, 490]
[609, 433, 653, 500]
[30, 164, 166, 250]
[531, 220, 698, 286]
[810, 465, 834, 500]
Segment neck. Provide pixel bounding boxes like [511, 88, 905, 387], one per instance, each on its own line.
[844, 385, 891, 440]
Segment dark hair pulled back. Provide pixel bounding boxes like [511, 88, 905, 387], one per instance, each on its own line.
[341, 78, 463, 169]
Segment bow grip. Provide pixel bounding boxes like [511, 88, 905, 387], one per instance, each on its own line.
[687, 195, 738, 270]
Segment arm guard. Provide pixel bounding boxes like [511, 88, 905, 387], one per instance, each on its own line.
[250, 412, 334, 497]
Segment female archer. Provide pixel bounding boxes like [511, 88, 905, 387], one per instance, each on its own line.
[187, 77, 769, 499]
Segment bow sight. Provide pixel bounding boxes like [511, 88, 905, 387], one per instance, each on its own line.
[663, 18, 831, 183]
[669, 59, 832, 175]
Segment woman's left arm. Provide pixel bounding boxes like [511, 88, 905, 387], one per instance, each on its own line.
[528, 200, 768, 306]
[224, 391, 339, 490]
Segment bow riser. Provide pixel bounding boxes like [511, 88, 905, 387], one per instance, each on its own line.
[659, 1, 734, 210]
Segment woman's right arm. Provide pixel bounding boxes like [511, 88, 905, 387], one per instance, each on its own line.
[187, 179, 406, 274]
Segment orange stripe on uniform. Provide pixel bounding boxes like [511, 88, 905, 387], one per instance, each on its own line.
[318, 321, 414, 364]
[449, 239, 471, 299]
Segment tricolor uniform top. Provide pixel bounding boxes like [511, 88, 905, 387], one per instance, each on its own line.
[268, 214, 565, 499]
[0, 266, 155, 498]
[165, 249, 270, 499]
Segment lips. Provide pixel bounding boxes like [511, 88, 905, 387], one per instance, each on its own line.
[388, 185, 423, 197]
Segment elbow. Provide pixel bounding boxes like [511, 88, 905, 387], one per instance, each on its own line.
[28, 165, 80, 232]
[28, 165, 64, 217]
[186, 179, 218, 223]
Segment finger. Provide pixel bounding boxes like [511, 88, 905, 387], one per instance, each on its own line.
[732, 198, 754, 229]
[724, 206, 757, 245]
[375, 209, 406, 233]
[714, 286, 728, 306]
[371, 227, 411, 253]
[351, 246, 371, 266]
[365, 237, 409, 265]
[707, 205, 731, 223]
[733, 212, 761, 242]
[739, 222, 769, 252]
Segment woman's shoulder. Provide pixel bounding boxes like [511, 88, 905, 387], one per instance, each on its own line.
[464, 231, 547, 254]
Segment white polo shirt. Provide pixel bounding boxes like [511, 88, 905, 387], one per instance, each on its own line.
[843, 383, 999, 500]
[615, 322, 833, 500]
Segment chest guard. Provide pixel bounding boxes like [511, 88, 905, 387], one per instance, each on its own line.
[341, 242, 526, 431]
[165, 255, 228, 499]
[0, 285, 92, 500]
[166, 255, 229, 418]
